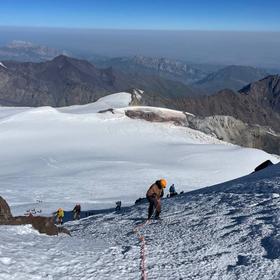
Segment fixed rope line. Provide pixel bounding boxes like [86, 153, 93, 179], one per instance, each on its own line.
[133, 219, 150, 280]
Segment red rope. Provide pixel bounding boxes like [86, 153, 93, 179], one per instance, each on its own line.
[140, 235, 147, 280]
[134, 220, 150, 280]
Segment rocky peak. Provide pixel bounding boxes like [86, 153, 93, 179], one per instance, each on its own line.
[51, 54, 80, 66]
[239, 75, 280, 112]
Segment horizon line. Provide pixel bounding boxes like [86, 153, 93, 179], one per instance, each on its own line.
[0, 24, 280, 33]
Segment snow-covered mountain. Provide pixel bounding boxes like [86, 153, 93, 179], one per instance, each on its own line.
[0, 92, 278, 217]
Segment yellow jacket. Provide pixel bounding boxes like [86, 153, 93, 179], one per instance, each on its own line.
[57, 208, 64, 218]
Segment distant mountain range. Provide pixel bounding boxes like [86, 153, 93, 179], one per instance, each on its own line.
[92, 55, 216, 85]
[0, 55, 199, 106]
[0, 55, 278, 130]
[0, 41, 272, 94]
[93, 56, 273, 94]
[194, 65, 269, 94]
[0, 41, 69, 62]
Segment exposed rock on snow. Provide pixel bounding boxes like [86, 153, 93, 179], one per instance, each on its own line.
[184, 115, 280, 155]
[124, 106, 188, 125]
[0, 196, 68, 236]
[0, 196, 12, 220]
[128, 88, 143, 106]
[122, 106, 280, 154]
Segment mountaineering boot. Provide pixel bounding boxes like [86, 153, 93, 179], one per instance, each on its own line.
[154, 211, 161, 220]
[147, 196, 156, 219]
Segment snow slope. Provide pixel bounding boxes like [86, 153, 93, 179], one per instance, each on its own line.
[0, 92, 278, 216]
[1, 163, 279, 279]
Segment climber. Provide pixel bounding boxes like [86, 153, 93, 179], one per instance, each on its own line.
[169, 184, 178, 197]
[146, 179, 167, 220]
[73, 204, 81, 220]
[115, 201, 121, 211]
[56, 208, 64, 225]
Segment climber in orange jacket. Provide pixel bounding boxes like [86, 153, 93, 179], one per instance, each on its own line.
[146, 179, 167, 219]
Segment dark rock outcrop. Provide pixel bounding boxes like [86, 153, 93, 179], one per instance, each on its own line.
[254, 160, 274, 173]
[184, 115, 280, 155]
[0, 196, 70, 236]
[239, 75, 280, 112]
[0, 196, 12, 220]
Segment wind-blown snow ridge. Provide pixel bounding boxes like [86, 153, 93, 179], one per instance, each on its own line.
[58, 92, 132, 114]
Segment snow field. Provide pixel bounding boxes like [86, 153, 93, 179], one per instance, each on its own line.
[0, 92, 278, 216]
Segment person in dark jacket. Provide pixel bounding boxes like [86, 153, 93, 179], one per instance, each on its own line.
[115, 201, 121, 211]
[146, 179, 167, 219]
[169, 184, 178, 197]
[73, 204, 81, 220]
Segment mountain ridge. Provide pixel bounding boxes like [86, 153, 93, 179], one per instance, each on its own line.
[194, 65, 269, 93]
[170, 76, 280, 134]
[0, 55, 199, 107]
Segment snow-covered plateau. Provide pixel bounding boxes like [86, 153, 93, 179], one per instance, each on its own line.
[0, 92, 278, 216]
[0, 92, 280, 279]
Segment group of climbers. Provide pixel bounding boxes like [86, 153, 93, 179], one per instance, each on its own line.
[55, 203, 81, 225]
[55, 178, 176, 223]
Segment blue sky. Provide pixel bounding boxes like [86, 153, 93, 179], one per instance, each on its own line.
[0, 0, 280, 31]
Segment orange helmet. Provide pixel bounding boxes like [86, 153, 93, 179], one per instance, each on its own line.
[160, 179, 167, 188]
